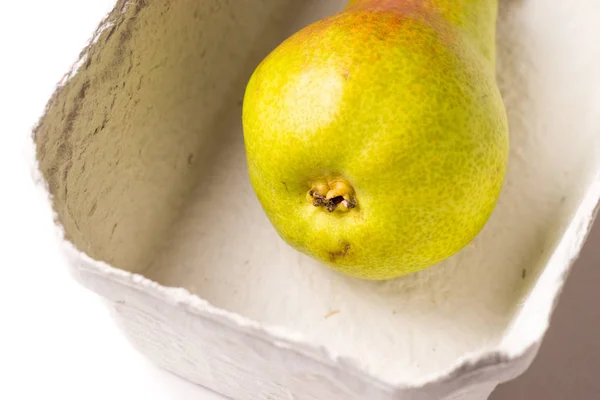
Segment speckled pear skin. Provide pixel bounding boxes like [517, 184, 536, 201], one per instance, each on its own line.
[242, 0, 508, 280]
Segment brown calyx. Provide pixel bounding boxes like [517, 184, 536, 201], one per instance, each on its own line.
[307, 178, 357, 212]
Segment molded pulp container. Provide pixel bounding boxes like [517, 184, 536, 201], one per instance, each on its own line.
[30, 0, 600, 399]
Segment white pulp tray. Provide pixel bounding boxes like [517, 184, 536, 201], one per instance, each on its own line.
[30, 0, 600, 399]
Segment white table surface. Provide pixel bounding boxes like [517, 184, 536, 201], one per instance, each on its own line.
[1, 1, 598, 399]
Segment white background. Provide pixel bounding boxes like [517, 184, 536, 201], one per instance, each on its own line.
[0, 1, 598, 399]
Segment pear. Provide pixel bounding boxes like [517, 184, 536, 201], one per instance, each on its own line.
[242, 0, 509, 280]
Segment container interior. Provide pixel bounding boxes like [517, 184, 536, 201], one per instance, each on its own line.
[34, 0, 600, 385]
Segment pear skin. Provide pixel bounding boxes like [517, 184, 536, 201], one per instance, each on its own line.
[242, 0, 509, 280]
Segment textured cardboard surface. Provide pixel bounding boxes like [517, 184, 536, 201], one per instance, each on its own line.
[31, 0, 600, 399]
[491, 220, 600, 399]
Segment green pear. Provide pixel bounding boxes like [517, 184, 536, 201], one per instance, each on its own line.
[242, 0, 508, 280]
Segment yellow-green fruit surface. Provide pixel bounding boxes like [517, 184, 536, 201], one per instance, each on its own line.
[242, 0, 508, 280]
